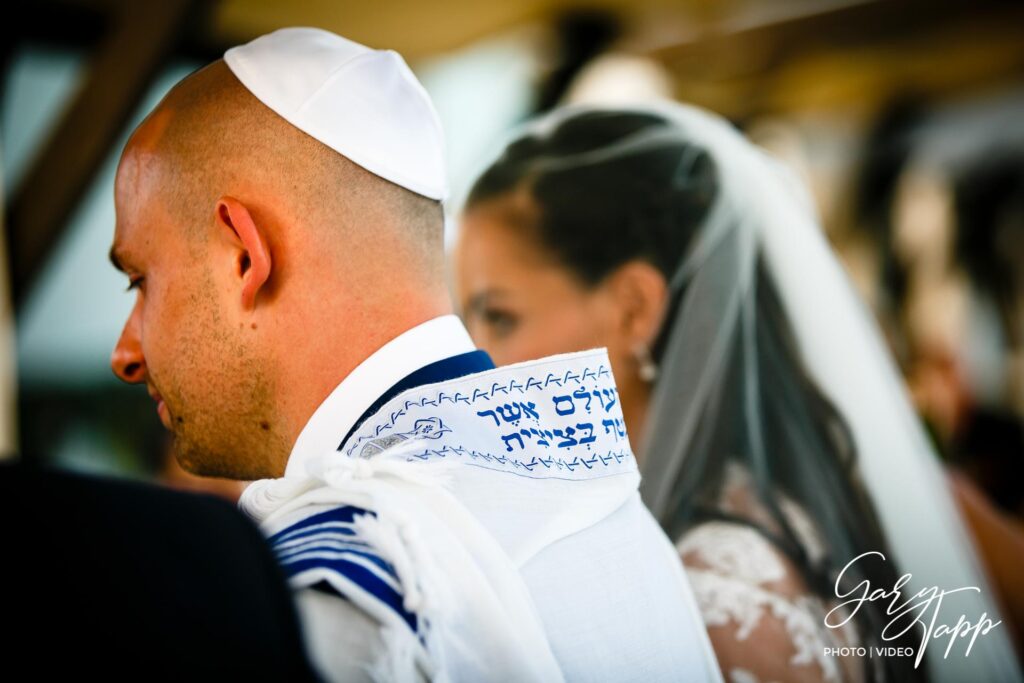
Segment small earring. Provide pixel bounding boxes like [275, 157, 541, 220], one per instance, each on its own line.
[633, 342, 658, 383]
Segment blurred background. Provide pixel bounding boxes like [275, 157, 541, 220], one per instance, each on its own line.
[2, 0, 1022, 529]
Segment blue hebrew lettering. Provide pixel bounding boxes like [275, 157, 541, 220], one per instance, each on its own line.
[554, 426, 578, 448]
[576, 422, 596, 446]
[496, 403, 522, 424]
[501, 432, 525, 452]
[476, 409, 500, 426]
[596, 388, 617, 412]
[602, 418, 618, 441]
[520, 401, 540, 420]
[572, 387, 593, 413]
[552, 394, 575, 416]
[528, 428, 550, 447]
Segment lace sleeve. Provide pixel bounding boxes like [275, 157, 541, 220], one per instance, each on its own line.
[678, 521, 864, 683]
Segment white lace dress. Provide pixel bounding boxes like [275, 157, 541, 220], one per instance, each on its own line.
[677, 462, 866, 683]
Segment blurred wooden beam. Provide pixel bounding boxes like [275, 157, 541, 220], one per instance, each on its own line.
[649, 0, 975, 72]
[642, 0, 1024, 120]
[5, 0, 200, 310]
[209, 0, 662, 62]
[756, 14, 1024, 117]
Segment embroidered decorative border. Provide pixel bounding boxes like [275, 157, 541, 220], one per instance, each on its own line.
[344, 364, 613, 458]
[405, 444, 632, 476]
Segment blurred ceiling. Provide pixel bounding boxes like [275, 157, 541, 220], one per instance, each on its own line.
[208, 0, 1024, 115]
[5, 0, 1023, 307]
[13, 0, 1024, 112]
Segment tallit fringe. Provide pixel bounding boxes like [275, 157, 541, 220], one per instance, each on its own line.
[243, 439, 462, 681]
[353, 487, 455, 682]
[368, 622, 435, 683]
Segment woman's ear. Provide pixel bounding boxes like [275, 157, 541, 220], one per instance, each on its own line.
[215, 196, 272, 311]
[605, 260, 670, 347]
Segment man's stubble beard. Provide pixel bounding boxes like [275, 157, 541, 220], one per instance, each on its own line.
[168, 265, 291, 481]
[169, 365, 289, 481]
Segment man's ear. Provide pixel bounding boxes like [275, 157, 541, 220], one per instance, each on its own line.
[605, 260, 670, 347]
[215, 196, 271, 311]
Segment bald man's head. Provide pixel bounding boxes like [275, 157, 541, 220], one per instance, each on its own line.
[121, 59, 444, 276]
[110, 58, 452, 480]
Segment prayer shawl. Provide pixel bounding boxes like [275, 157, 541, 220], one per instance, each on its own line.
[239, 348, 721, 682]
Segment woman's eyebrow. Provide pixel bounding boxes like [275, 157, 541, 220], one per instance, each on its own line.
[466, 288, 512, 313]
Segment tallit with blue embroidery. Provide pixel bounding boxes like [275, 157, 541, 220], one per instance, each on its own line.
[238, 348, 644, 682]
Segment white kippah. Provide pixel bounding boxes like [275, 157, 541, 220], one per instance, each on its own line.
[224, 26, 447, 201]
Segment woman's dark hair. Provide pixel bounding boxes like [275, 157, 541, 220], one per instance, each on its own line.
[466, 109, 925, 682]
[467, 111, 717, 286]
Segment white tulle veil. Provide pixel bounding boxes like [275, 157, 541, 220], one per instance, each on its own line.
[463, 100, 1021, 682]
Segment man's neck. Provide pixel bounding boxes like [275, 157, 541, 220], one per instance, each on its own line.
[279, 309, 478, 478]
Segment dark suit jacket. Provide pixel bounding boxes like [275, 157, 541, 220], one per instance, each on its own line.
[0, 460, 321, 681]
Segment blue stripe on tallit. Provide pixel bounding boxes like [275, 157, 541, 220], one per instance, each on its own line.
[267, 505, 418, 632]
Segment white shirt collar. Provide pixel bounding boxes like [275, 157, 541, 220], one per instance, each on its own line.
[284, 314, 476, 478]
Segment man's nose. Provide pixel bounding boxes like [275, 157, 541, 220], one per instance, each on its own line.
[111, 316, 145, 384]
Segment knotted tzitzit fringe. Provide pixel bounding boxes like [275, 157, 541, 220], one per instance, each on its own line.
[238, 439, 458, 523]
[319, 439, 456, 680]
[238, 475, 321, 524]
[310, 438, 459, 492]
[355, 502, 455, 683]
[240, 439, 461, 681]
